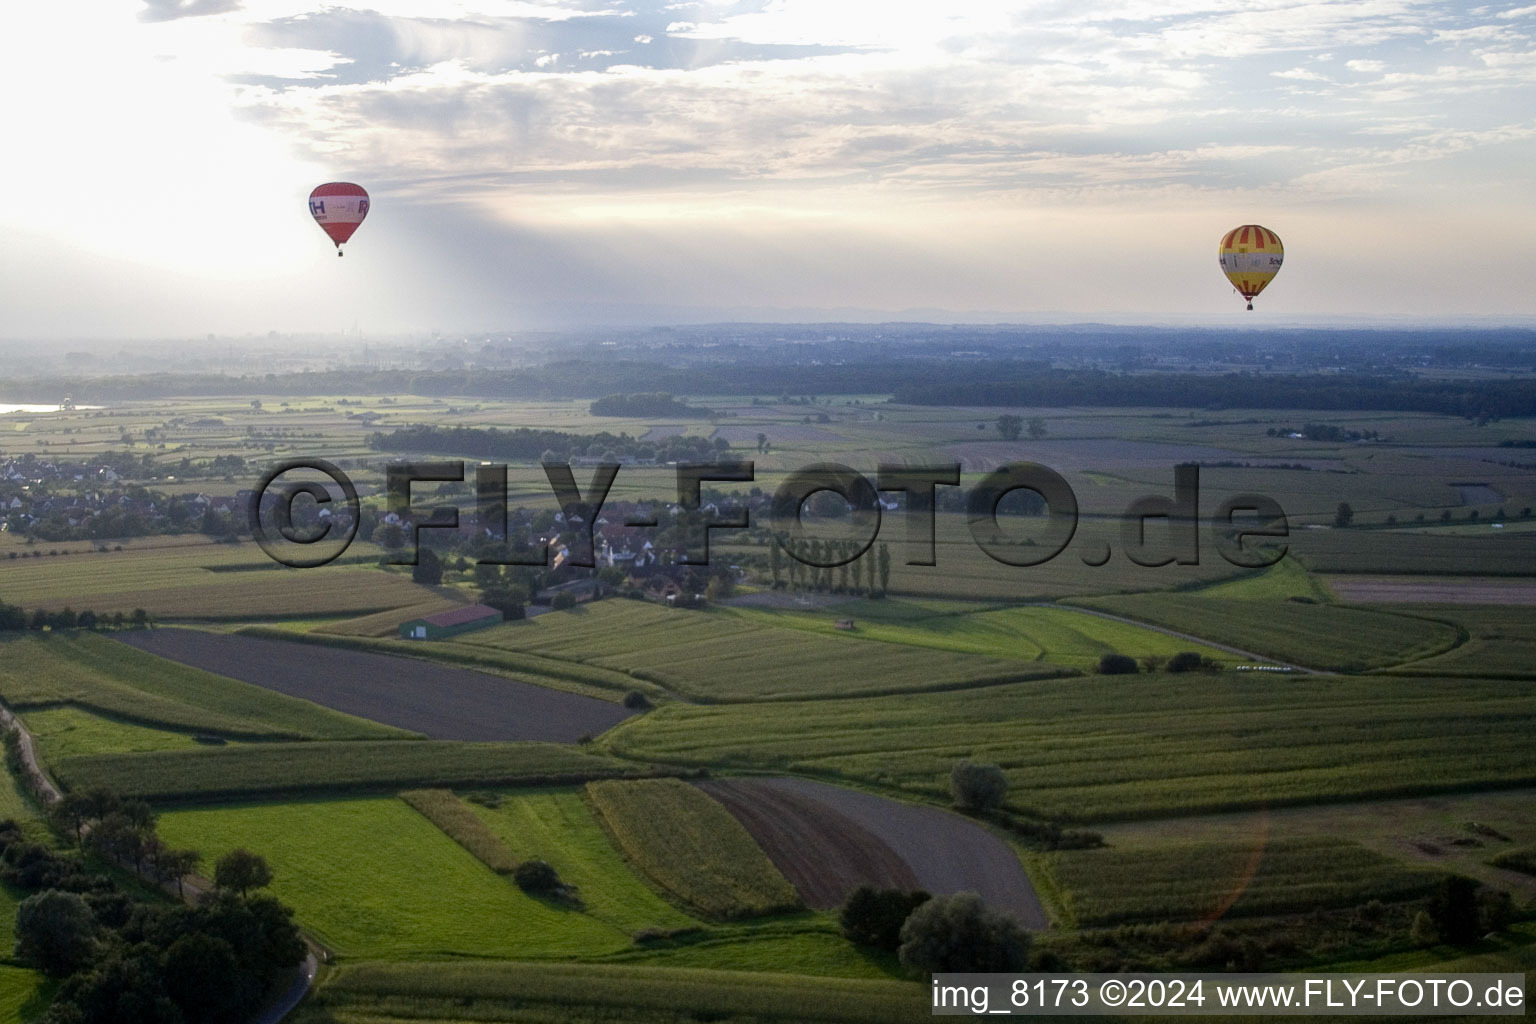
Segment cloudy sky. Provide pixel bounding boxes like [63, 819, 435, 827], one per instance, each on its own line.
[2, 0, 1534, 336]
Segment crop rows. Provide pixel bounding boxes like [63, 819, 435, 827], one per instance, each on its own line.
[467, 601, 1052, 701]
[55, 741, 660, 801]
[1071, 595, 1459, 671]
[586, 779, 800, 919]
[1050, 836, 1443, 927]
[400, 789, 519, 873]
[609, 672, 1536, 822]
[295, 960, 930, 1024]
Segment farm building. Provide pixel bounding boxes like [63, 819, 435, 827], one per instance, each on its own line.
[399, 604, 501, 640]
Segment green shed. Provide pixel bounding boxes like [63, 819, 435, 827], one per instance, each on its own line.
[399, 603, 501, 640]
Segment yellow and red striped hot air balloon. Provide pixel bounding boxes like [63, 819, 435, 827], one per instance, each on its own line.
[1218, 225, 1283, 310]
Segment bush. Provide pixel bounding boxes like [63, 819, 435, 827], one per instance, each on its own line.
[950, 761, 1008, 812]
[622, 690, 653, 710]
[839, 886, 931, 951]
[1166, 651, 1205, 673]
[1409, 909, 1438, 947]
[897, 892, 1030, 975]
[513, 859, 562, 894]
[1097, 653, 1139, 675]
[551, 591, 577, 611]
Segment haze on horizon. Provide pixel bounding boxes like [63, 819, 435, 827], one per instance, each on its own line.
[2, 0, 1534, 338]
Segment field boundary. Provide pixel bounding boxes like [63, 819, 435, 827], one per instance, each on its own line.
[1041, 602, 1328, 673]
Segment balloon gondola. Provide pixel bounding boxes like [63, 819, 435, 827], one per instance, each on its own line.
[309, 183, 370, 256]
[1218, 225, 1283, 310]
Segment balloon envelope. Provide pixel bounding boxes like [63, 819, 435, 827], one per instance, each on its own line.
[309, 183, 369, 250]
[1218, 225, 1283, 307]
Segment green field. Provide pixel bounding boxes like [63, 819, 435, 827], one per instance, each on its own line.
[0, 967, 48, 1024]
[587, 779, 800, 919]
[731, 600, 1238, 670]
[19, 705, 242, 762]
[0, 632, 408, 740]
[292, 960, 929, 1024]
[1049, 837, 1444, 928]
[460, 601, 1055, 701]
[1070, 595, 1460, 671]
[467, 788, 701, 935]
[608, 673, 1536, 822]
[157, 797, 637, 959]
[1373, 605, 1536, 680]
[0, 536, 443, 620]
[54, 740, 658, 801]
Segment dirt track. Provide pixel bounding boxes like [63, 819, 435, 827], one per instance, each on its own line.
[699, 777, 1048, 928]
[116, 629, 634, 743]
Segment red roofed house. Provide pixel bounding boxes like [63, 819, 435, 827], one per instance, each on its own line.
[399, 604, 502, 640]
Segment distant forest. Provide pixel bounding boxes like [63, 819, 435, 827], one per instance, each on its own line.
[8, 361, 1536, 419]
[589, 392, 714, 418]
[369, 425, 727, 463]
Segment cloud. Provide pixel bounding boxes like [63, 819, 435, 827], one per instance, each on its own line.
[139, 0, 242, 21]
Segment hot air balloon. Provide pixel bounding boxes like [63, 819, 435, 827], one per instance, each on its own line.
[309, 183, 370, 257]
[1218, 225, 1283, 310]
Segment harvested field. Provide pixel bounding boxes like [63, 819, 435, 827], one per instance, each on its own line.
[695, 779, 919, 909]
[115, 629, 634, 742]
[1327, 576, 1536, 605]
[706, 778, 1046, 929]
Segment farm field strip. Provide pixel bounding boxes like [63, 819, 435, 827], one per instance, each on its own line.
[608, 673, 1536, 822]
[586, 778, 801, 919]
[703, 777, 1047, 928]
[55, 740, 658, 801]
[1070, 595, 1461, 672]
[0, 633, 403, 740]
[117, 629, 635, 741]
[400, 789, 519, 874]
[296, 960, 930, 1023]
[464, 601, 1056, 700]
[1048, 836, 1444, 928]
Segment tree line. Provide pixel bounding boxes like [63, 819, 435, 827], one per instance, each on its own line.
[368, 424, 728, 463]
[589, 393, 714, 418]
[0, 599, 150, 632]
[0, 783, 302, 1024]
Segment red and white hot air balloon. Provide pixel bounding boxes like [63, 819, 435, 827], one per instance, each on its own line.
[308, 182, 370, 256]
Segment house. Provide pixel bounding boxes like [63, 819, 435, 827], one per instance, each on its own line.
[398, 604, 502, 640]
[834, 618, 855, 630]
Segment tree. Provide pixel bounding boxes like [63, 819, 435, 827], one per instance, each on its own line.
[840, 886, 930, 951]
[996, 414, 1024, 441]
[756, 432, 768, 453]
[897, 892, 1030, 975]
[513, 859, 562, 894]
[1097, 653, 1139, 675]
[412, 547, 443, 586]
[376, 522, 405, 548]
[15, 889, 96, 976]
[1334, 502, 1354, 528]
[551, 590, 577, 611]
[162, 932, 241, 1023]
[950, 760, 1008, 812]
[1427, 876, 1481, 946]
[1027, 417, 1047, 440]
[213, 848, 272, 898]
[877, 542, 891, 595]
[130, 608, 149, 629]
[157, 848, 201, 898]
[769, 543, 783, 587]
